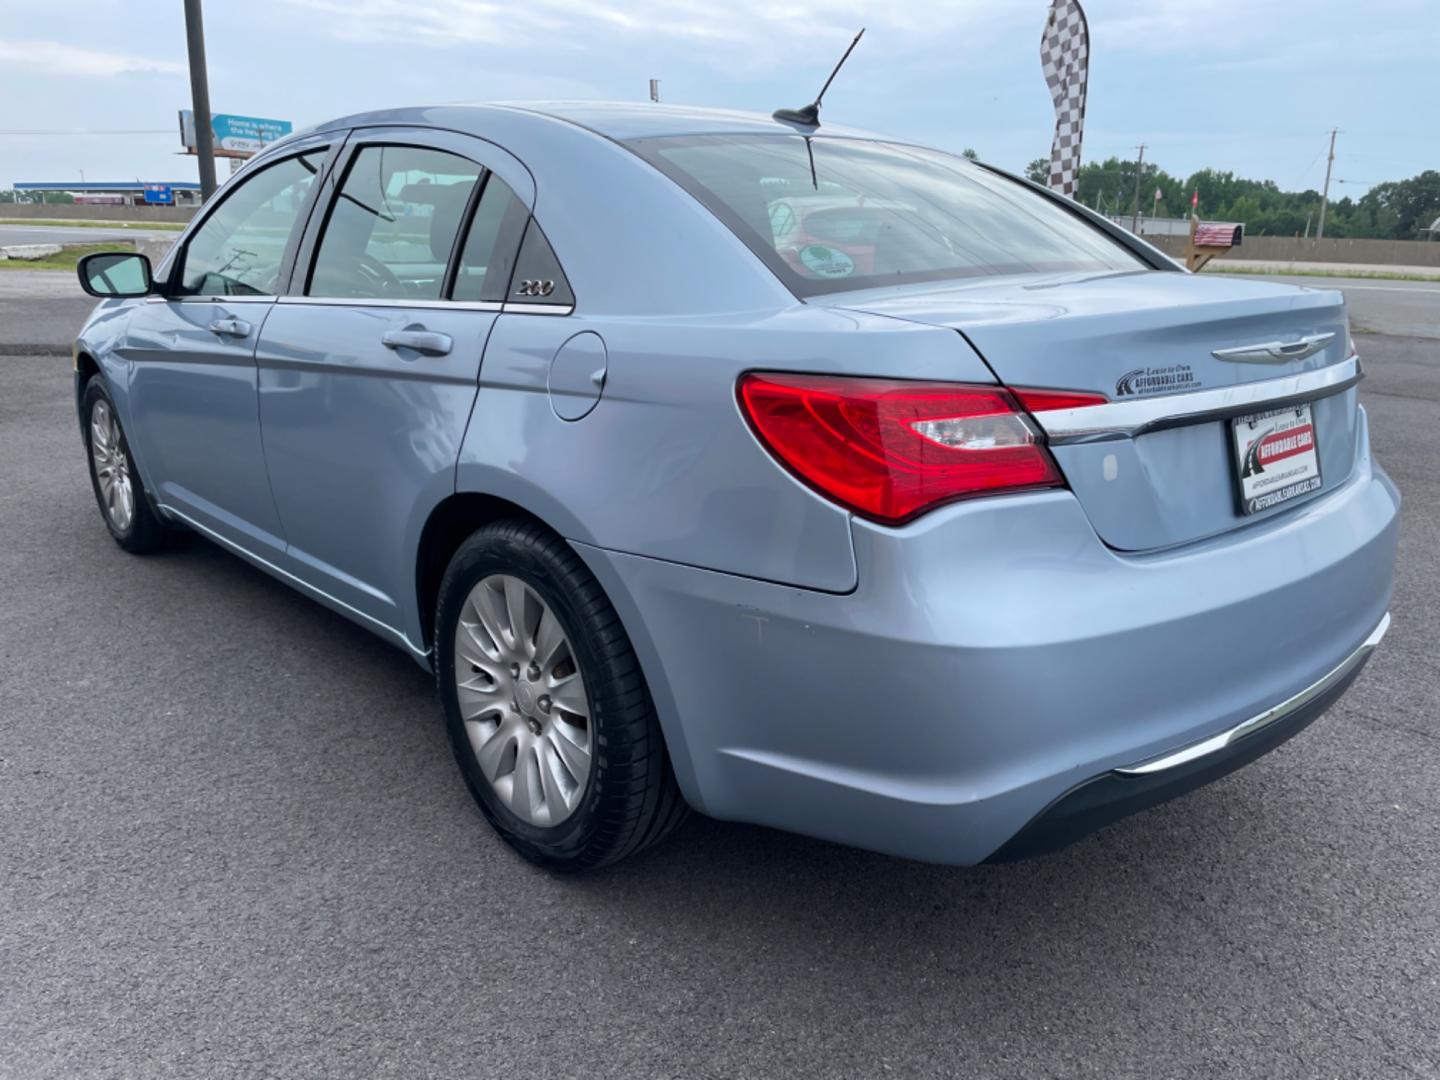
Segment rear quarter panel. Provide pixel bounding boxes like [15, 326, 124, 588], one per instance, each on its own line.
[458, 305, 996, 591]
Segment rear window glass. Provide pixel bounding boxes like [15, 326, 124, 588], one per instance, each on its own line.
[629, 135, 1143, 296]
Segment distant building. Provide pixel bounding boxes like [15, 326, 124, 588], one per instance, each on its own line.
[1100, 214, 1194, 238]
[1423, 216, 1440, 241]
[12, 181, 203, 207]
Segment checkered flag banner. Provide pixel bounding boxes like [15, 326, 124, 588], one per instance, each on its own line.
[1040, 0, 1090, 197]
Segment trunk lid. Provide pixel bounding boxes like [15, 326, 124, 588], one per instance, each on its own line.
[826, 270, 1360, 551]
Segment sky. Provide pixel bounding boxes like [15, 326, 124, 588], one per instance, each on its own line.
[1, 0, 1435, 199]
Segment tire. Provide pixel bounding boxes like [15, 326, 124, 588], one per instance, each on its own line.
[81, 376, 167, 555]
[435, 519, 688, 870]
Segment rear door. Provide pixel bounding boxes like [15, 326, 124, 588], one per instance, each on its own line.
[254, 128, 533, 630]
[121, 141, 335, 552]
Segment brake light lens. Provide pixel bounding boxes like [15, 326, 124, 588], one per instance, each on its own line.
[1012, 387, 1110, 413]
[738, 373, 1068, 525]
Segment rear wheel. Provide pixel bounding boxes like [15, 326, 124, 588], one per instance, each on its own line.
[435, 519, 688, 870]
[82, 377, 167, 554]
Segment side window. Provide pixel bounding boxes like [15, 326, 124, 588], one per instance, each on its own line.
[451, 175, 529, 303]
[177, 150, 324, 296]
[508, 219, 575, 307]
[308, 145, 480, 300]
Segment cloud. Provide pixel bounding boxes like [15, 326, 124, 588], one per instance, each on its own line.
[1089, 0, 1432, 58]
[280, 0, 1026, 64]
[0, 40, 184, 78]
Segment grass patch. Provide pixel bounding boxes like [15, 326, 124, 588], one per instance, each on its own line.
[1202, 263, 1440, 283]
[0, 217, 187, 232]
[0, 240, 134, 272]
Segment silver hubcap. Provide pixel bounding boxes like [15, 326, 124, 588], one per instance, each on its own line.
[454, 574, 593, 827]
[90, 399, 134, 533]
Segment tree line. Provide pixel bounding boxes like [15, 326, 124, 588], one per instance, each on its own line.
[1024, 156, 1438, 241]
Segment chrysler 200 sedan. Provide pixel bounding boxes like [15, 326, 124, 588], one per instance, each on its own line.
[72, 102, 1398, 870]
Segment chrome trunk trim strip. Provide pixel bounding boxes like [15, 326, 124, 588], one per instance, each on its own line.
[1034, 356, 1361, 445]
[1114, 611, 1390, 777]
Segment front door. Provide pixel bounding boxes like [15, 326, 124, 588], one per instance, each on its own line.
[122, 145, 333, 553]
[255, 131, 533, 634]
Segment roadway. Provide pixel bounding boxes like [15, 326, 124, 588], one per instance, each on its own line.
[1, 272, 1437, 1078]
[1261, 274, 1440, 342]
[0, 222, 179, 247]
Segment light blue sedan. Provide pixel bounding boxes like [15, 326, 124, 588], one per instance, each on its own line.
[73, 102, 1398, 869]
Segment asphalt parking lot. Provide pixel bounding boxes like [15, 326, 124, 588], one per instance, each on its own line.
[2, 275, 1438, 1078]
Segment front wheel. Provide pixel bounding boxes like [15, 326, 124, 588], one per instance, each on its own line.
[82, 376, 167, 554]
[435, 519, 688, 870]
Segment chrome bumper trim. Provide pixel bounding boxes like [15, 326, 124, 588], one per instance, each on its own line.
[1036, 355, 1361, 445]
[1114, 611, 1390, 777]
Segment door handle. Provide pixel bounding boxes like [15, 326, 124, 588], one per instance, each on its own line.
[208, 317, 253, 338]
[381, 329, 453, 357]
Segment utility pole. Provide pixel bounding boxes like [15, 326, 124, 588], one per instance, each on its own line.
[1130, 143, 1147, 233]
[1316, 128, 1338, 242]
[184, 0, 218, 201]
[649, 79, 660, 103]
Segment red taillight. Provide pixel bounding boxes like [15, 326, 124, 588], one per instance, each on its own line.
[738, 373, 1067, 525]
[1012, 387, 1110, 413]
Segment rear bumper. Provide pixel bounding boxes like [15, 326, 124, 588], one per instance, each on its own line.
[986, 612, 1388, 862]
[575, 408, 1399, 865]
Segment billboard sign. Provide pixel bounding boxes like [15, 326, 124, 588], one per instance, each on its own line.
[143, 183, 174, 205]
[179, 111, 293, 159]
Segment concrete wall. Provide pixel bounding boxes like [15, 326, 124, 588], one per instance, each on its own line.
[1149, 234, 1440, 268]
[2, 203, 195, 224]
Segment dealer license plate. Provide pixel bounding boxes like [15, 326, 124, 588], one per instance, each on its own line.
[1230, 403, 1323, 515]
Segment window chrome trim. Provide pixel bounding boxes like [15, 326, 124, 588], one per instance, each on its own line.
[278, 296, 503, 312]
[147, 294, 279, 304]
[1115, 612, 1389, 776]
[154, 296, 573, 315]
[1034, 356, 1362, 445]
[501, 301, 574, 316]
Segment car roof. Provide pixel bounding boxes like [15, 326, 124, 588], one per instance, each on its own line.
[495, 101, 885, 141]
[302, 100, 885, 144]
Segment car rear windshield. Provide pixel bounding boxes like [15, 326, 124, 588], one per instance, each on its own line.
[628, 135, 1145, 297]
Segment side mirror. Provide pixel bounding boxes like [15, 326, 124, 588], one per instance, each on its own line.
[77, 251, 154, 299]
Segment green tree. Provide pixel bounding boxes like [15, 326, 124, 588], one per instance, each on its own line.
[1358, 171, 1440, 238]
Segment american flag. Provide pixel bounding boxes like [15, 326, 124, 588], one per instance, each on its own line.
[1040, 0, 1090, 198]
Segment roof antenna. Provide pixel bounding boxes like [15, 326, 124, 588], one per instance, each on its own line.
[773, 28, 865, 128]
